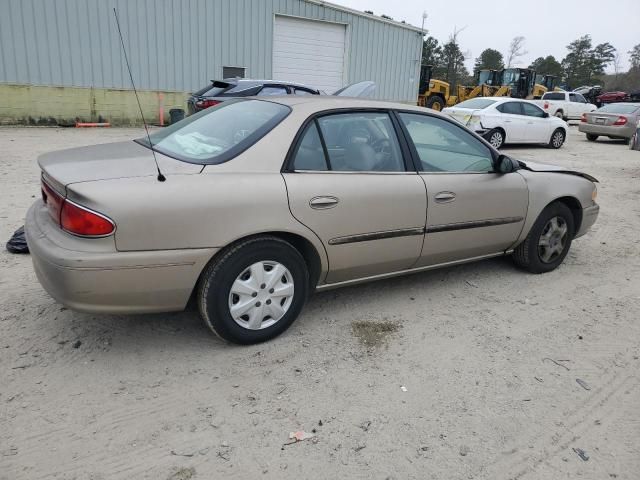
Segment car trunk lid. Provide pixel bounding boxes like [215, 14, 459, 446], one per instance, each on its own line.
[584, 112, 622, 126]
[38, 140, 202, 187]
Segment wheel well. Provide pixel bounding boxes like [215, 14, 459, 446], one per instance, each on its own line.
[553, 196, 583, 234]
[187, 232, 323, 309]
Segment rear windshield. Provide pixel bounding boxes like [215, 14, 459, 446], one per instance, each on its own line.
[596, 103, 640, 114]
[454, 98, 497, 109]
[137, 99, 291, 165]
[193, 81, 232, 97]
[542, 92, 565, 100]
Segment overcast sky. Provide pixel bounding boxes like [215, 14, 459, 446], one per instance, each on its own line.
[340, 0, 637, 73]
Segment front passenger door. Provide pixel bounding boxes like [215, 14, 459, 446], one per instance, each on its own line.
[397, 112, 528, 266]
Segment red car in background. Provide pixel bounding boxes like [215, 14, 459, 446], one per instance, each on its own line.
[597, 91, 630, 105]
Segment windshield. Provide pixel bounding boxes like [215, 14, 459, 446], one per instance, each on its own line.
[454, 98, 497, 109]
[597, 103, 640, 114]
[478, 71, 491, 85]
[137, 100, 291, 164]
[502, 70, 520, 86]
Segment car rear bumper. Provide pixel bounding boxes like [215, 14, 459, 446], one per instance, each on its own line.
[578, 123, 634, 138]
[25, 201, 217, 314]
[575, 203, 599, 239]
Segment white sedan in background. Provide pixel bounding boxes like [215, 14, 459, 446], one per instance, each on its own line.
[443, 97, 569, 149]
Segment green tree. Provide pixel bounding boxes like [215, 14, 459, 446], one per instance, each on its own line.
[529, 55, 563, 78]
[474, 48, 504, 72]
[561, 35, 616, 87]
[440, 39, 468, 88]
[628, 43, 640, 70]
[422, 36, 442, 67]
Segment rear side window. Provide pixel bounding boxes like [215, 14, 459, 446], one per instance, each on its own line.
[497, 102, 523, 115]
[291, 112, 405, 172]
[138, 99, 291, 165]
[542, 92, 565, 101]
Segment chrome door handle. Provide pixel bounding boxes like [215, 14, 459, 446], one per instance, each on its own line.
[434, 191, 456, 203]
[309, 196, 339, 209]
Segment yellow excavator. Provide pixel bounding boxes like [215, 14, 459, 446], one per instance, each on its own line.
[533, 74, 559, 98]
[418, 65, 492, 111]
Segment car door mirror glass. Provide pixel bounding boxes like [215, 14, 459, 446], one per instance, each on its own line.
[497, 155, 518, 174]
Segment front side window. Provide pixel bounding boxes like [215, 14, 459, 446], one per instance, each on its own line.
[576, 94, 587, 103]
[258, 86, 289, 96]
[138, 99, 290, 164]
[294, 88, 315, 96]
[569, 93, 580, 103]
[497, 102, 523, 115]
[522, 102, 545, 117]
[315, 112, 404, 172]
[399, 113, 494, 173]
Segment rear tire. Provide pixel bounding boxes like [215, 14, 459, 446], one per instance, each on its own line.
[513, 202, 575, 274]
[548, 128, 565, 149]
[586, 133, 598, 142]
[198, 236, 309, 344]
[554, 110, 564, 119]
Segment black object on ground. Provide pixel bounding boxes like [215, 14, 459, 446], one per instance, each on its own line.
[6, 226, 29, 254]
[169, 108, 185, 124]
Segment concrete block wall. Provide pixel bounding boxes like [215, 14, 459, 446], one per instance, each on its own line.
[0, 84, 188, 126]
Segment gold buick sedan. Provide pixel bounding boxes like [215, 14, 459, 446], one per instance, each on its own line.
[26, 96, 599, 344]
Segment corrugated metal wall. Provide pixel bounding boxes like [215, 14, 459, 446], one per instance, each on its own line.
[0, 0, 422, 102]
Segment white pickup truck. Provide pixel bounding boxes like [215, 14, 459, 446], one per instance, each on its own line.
[532, 91, 597, 121]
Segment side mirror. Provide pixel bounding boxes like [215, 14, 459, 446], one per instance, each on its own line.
[543, 112, 549, 118]
[496, 154, 519, 174]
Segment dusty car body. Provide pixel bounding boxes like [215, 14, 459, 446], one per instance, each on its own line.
[26, 96, 599, 344]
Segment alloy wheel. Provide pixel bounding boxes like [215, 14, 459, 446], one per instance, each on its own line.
[552, 131, 564, 148]
[538, 216, 568, 263]
[228, 261, 295, 330]
[489, 131, 503, 148]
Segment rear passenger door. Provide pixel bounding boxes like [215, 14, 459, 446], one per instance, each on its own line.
[283, 110, 427, 284]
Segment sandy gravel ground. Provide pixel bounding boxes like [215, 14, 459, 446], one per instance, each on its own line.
[1, 125, 639, 480]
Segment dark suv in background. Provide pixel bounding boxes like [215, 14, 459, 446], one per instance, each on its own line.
[187, 79, 322, 114]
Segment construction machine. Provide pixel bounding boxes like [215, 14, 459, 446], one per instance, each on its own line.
[477, 69, 511, 97]
[418, 65, 492, 111]
[502, 68, 537, 99]
[533, 74, 558, 98]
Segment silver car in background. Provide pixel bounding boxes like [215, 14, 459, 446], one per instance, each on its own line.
[579, 103, 640, 144]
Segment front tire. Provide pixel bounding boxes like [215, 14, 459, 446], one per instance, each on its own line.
[485, 129, 505, 149]
[513, 202, 575, 274]
[586, 133, 598, 142]
[426, 95, 445, 111]
[198, 236, 309, 344]
[549, 128, 566, 149]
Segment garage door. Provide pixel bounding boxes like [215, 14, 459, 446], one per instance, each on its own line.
[273, 16, 346, 94]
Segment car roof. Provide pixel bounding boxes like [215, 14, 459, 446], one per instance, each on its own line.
[258, 95, 433, 114]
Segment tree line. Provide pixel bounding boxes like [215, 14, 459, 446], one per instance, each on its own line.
[423, 33, 640, 91]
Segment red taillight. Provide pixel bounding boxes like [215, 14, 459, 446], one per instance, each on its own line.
[60, 201, 115, 237]
[42, 180, 64, 223]
[543, 101, 549, 110]
[195, 99, 221, 109]
[42, 178, 114, 237]
[581, 113, 587, 123]
[613, 116, 627, 126]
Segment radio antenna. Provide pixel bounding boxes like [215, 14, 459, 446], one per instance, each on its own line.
[113, 8, 165, 182]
